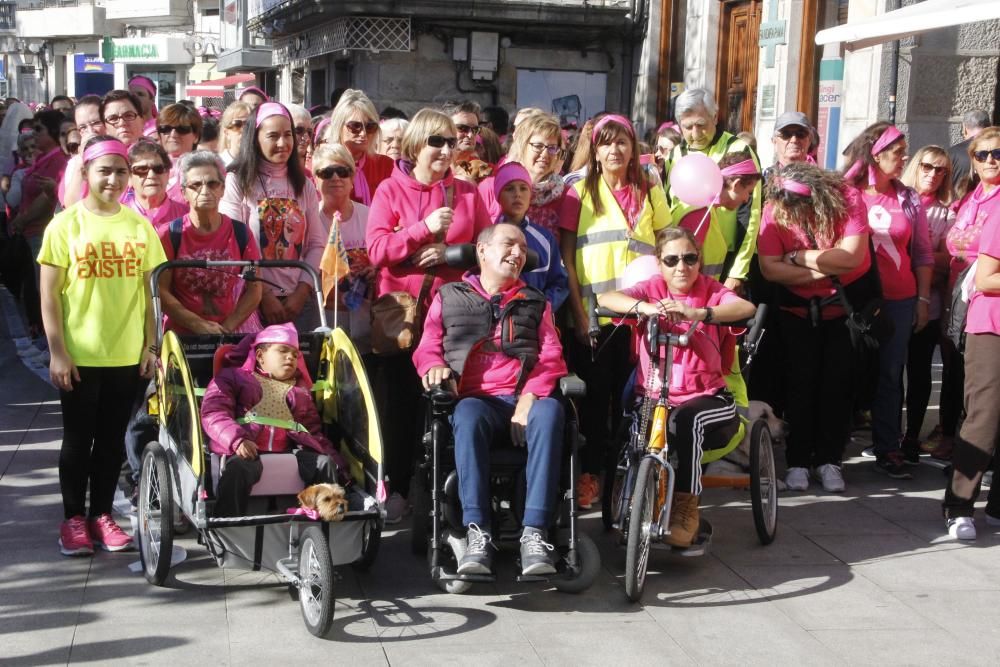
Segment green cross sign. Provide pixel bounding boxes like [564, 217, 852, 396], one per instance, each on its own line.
[759, 0, 787, 69]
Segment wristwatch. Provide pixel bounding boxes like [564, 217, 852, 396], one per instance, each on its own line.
[704, 306, 714, 324]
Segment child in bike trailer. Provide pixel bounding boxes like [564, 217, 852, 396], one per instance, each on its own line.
[201, 323, 349, 516]
[596, 227, 755, 546]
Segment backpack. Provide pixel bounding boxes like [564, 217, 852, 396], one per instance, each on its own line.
[168, 216, 250, 257]
[945, 262, 974, 353]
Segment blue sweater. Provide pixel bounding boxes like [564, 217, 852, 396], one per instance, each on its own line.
[500, 214, 569, 310]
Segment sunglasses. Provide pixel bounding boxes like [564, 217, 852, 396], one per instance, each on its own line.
[228, 119, 247, 130]
[345, 120, 379, 135]
[131, 164, 167, 177]
[427, 135, 457, 149]
[104, 111, 138, 126]
[455, 123, 481, 135]
[919, 162, 948, 175]
[185, 179, 223, 193]
[529, 142, 563, 156]
[65, 142, 80, 154]
[315, 165, 352, 180]
[778, 127, 810, 140]
[661, 253, 699, 268]
[973, 148, 1000, 163]
[157, 124, 193, 135]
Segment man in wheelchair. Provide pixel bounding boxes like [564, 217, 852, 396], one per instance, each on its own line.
[413, 223, 568, 576]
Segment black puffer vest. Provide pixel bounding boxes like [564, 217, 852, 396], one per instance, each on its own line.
[439, 281, 547, 395]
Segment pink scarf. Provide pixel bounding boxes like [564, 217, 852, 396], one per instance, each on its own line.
[353, 154, 371, 206]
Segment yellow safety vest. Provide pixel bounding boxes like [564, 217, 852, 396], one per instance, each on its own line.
[574, 177, 671, 314]
[665, 131, 762, 282]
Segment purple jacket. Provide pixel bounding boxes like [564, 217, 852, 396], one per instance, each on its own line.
[201, 366, 347, 476]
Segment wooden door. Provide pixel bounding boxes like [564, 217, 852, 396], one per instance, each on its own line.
[716, 0, 763, 134]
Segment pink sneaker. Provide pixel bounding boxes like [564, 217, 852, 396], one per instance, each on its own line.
[88, 514, 134, 552]
[59, 516, 95, 556]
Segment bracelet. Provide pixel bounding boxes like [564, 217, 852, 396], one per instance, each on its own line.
[918, 296, 931, 304]
[789, 250, 799, 266]
[704, 306, 714, 324]
[147, 344, 159, 355]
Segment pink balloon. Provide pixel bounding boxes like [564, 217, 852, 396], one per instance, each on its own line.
[669, 153, 723, 208]
[622, 255, 661, 289]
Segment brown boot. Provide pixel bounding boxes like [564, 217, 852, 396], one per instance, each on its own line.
[665, 492, 700, 547]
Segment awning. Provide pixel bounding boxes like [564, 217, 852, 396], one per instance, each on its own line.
[185, 72, 256, 97]
[186, 62, 217, 85]
[815, 0, 1000, 51]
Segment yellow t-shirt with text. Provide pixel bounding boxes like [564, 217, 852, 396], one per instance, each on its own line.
[37, 202, 167, 367]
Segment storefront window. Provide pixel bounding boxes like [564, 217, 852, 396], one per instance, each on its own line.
[131, 70, 177, 108]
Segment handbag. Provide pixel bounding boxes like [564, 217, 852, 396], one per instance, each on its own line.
[830, 239, 894, 351]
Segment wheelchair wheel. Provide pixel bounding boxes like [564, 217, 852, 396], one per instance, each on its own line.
[409, 469, 431, 555]
[602, 421, 632, 531]
[553, 534, 601, 594]
[299, 526, 335, 637]
[750, 420, 778, 545]
[352, 515, 383, 571]
[137, 442, 174, 586]
[624, 457, 657, 602]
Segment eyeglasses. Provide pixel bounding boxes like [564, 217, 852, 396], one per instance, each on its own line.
[131, 164, 167, 177]
[528, 142, 562, 156]
[78, 120, 104, 132]
[973, 148, 1000, 163]
[660, 253, 699, 268]
[919, 162, 948, 175]
[315, 165, 352, 180]
[455, 124, 480, 135]
[185, 179, 223, 193]
[294, 125, 312, 137]
[345, 120, 379, 135]
[228, 119, 247, 130]
[104, 111, 139, 126]
[157, 125, 193, 135]
[777, 127, 810, 140]
[427, 135, 457, 149]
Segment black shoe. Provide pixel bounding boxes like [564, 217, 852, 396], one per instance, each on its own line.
[457, 524, 493, 574]
[901, 439, 921, 466]
[519, 527, 556, 575]
[875, 451, 913, 479]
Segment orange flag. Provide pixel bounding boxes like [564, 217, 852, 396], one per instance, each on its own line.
[320, 210, 350, 307]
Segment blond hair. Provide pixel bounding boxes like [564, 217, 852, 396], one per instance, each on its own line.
[311, 143, 356, 173]
[508, 112, 563, 169]
[900, 145, 953, 205]
[220, 101, 251, 154]
[324, 88, 380, 157]
[400, 109, 456, 162]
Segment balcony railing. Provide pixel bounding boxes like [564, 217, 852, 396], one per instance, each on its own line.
[0, 2, 15, 30]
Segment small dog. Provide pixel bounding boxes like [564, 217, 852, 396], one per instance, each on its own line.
[705, 400, 789, 490]
[297, 483, 348, 522]
[455, 159, 494, 183]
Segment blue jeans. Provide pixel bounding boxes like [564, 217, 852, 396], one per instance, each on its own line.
[451, 395, 564, 529]
[872, 297, 915, 456]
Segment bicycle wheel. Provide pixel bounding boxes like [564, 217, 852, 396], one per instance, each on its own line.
[624, 456, 657, 602]
[137, 442, 174, 586]
[750, 420, 778, 545]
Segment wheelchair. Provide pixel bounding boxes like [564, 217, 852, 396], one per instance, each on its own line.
[596, 305, 778, 602]
[406, 243, 600, 594]
[137, 260, 384, 637]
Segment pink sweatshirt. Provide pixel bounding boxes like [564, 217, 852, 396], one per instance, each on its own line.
[947, 182, 1000, 291]
[967, 215, 1000, 334]
[366, 162, 491, 306]
[413, 274, 567, 398]
[219, 160, 326, 294]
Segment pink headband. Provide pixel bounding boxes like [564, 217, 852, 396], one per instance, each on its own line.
[82, 139, 130, 165]
[313, 117, 331, 144]
[657, 121, 678, 133]
[720, 159, 760, 177]
[129, 76, 156, 97]
[844, 125, 905, 185]
[240, 86, 269, 102]
[255, 102, 291, 129]
[591, 114, 634, 143]
[778, 177, 812, 197]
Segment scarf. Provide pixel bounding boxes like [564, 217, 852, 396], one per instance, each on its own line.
[353, 153, 371, 206]
[531, 172, 565, 207]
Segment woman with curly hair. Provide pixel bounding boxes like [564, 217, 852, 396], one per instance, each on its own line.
[757, 163, 871, 493]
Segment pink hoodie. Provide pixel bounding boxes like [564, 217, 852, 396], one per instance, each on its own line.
[366, 161, 491, 306]
[413, 274, 567, 398]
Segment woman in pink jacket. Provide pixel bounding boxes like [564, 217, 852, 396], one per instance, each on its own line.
[365, 108, 491, 522]
[220, 102, 326, 331]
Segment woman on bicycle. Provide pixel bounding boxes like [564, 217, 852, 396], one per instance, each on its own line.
[596, 227, 755, 547]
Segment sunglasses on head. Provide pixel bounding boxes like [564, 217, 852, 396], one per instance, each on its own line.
[315, 165, 352, 180]
[778, 127, 810, 140]
[974, 148, 1000, 163]
[228, 119, 247, 130]
[919, 162, 948, 175]
[427, 135, 457, 149]
[157, 125, 193, 135]
[131, 164, 167, 176]
[345, 120, 379, 135]
[661, 253, 699, 268]
[455, 123, 481, 135]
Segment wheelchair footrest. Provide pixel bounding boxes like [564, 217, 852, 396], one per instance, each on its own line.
[433, 568, 495, 584]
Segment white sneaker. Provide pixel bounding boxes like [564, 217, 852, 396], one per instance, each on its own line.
[947, 517, 976, 541]
[785, 467, 809, 492]
[384, 492, 408, 525]
[814, 464, 845, 493]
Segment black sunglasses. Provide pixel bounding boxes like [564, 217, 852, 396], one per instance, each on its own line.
[65, 142, 80, 154]
[778, 127, 810, 140]
[661, 253, 699, 268]
[974, 148, 1000, 163]
[427, 135, 457, 149]
[345, 120, 379, 135]
[131, 164, 168, 176]
[315, 165, 352, 180]
[919, 162, 948, 175]
[157, 125, 193, 135]
[455, 123, 481, 135]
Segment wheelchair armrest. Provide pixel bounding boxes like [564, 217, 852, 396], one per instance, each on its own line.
[426, 383, 458, 411]
[558, 374, 586, 399]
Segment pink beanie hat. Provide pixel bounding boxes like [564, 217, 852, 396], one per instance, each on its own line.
[492, 161, 531, 199]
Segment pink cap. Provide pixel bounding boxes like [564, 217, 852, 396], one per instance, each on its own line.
[82, 138, 130, 165]
[239, 323, 312, 386]
[492, 161, 531, 199]
[591, 114, 634, 143]
[255, 102, 291, 129]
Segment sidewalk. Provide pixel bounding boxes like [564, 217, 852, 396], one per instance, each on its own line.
[2, 293, 1000, 665]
